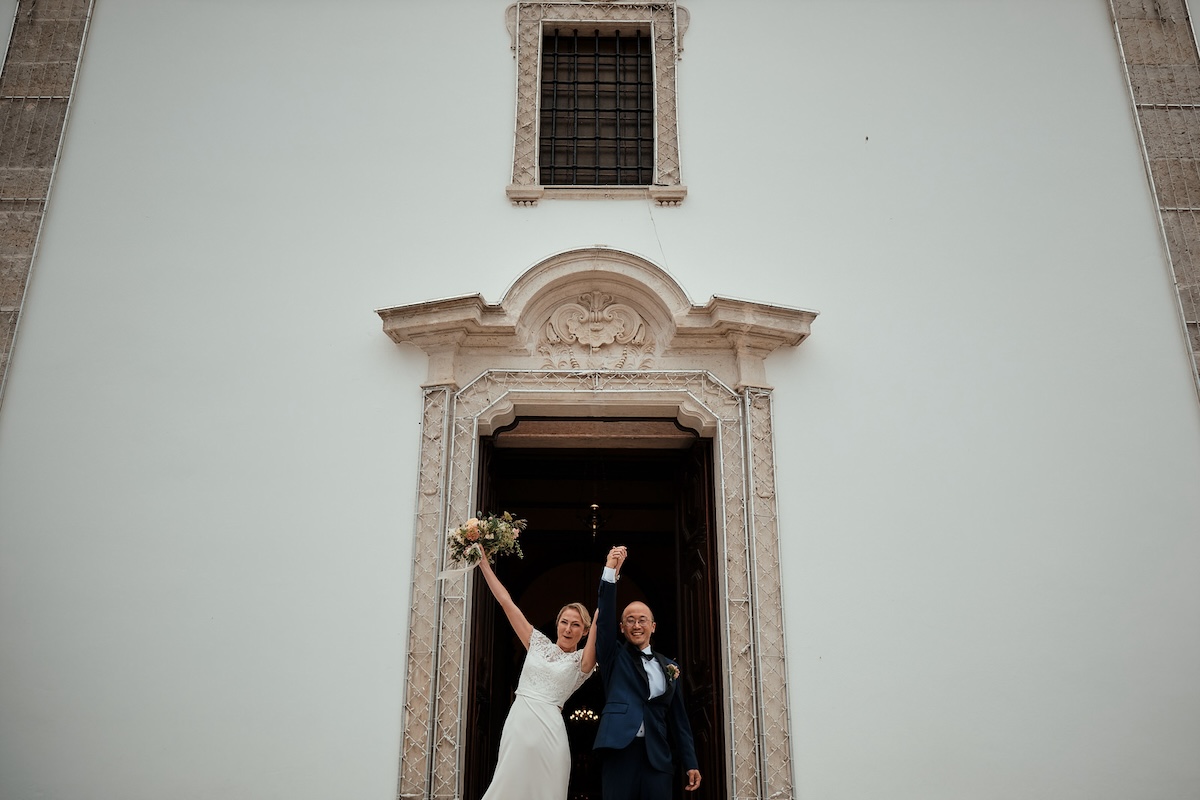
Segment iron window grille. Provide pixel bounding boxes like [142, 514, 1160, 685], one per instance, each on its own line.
[539, 28, 654, 186]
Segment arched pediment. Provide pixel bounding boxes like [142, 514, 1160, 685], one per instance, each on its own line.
[376, 247, 817, 389]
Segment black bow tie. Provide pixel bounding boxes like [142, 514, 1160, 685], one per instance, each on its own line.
[639, 650, 654, 661]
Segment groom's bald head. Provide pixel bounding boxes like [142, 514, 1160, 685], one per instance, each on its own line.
[620, 601, 656, 649]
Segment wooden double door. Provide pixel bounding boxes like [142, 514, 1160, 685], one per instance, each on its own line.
[462, 438, 727, 800]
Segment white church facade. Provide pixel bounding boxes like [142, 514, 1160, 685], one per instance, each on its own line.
[1, 2, 1199, 800]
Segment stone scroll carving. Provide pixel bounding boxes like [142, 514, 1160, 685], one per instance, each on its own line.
[538, 291, 656, 369]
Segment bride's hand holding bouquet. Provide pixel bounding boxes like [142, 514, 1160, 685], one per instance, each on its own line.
[447, 511, 526, 567]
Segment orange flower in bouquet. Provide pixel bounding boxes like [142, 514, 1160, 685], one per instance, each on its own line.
[447, 511, 526, 566]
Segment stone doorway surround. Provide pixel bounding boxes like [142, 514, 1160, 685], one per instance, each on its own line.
[376, 248, 817, 800]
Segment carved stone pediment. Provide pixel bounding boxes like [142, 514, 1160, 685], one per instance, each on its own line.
[376, 247, 817, 389]
[539, 290, 656, 369]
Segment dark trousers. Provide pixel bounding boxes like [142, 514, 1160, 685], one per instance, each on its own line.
[600, 738, 673, 800]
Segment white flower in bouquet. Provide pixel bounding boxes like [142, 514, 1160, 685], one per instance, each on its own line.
[447, 511, 526, 565]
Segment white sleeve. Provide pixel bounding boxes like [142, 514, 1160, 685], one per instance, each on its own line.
[602, 566, 617, 583]
[528, 627, 549, 653]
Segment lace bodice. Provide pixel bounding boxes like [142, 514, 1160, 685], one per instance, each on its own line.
[515, 629, 593, 707]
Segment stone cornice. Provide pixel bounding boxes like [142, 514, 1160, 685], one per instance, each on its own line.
[376, 294, 516, 349]
[376, 248, 817, 389]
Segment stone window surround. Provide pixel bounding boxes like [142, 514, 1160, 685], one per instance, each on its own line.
[377, 248, 817, 799]
[505, 1, 690, 206]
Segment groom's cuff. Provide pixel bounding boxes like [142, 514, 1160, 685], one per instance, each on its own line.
[601, 566, 618, 583]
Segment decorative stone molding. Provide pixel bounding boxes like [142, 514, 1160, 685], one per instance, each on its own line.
[504, 2, 690, 205]
[538, 290, 655, 369]
[379, 249, 816, 800]
[376, 247, 816, 391]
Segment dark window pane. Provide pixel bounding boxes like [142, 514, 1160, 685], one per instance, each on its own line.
[539, 29, 653, 186]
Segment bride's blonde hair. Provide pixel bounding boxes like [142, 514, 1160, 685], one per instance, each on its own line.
[557, 602, 592, 632]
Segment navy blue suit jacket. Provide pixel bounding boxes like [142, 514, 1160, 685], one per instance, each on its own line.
[593, 576, 699, 774]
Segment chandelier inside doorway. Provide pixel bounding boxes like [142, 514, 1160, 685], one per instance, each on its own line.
[587, 502, 602, 540]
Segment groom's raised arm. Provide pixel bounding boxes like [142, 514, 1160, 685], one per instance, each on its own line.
[596, 546, 626, 666]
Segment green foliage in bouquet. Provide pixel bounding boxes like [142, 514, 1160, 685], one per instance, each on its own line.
[447, 511, 526, 565]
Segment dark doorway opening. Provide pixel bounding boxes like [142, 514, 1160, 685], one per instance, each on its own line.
[462, 428, 727, 800]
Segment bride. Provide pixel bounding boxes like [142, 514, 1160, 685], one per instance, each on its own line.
[475, 553, 598, 800]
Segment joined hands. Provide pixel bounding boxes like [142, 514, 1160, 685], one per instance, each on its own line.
[605, 545, 628, 573]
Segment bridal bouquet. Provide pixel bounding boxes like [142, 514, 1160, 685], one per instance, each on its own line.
[447, 512, 526, 566]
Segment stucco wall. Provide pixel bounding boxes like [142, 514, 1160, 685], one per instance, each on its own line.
[0, 1, 1198, 799]
[0, 3, 15, 73]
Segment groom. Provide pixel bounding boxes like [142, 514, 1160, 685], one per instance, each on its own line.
[594, 545, 702, 798]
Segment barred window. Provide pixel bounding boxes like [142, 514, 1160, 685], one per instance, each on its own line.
[539, 29, 654, 186]
[506, 2, 688, 206]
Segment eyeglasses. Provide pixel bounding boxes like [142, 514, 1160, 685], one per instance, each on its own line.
[623, 616, 652, 626]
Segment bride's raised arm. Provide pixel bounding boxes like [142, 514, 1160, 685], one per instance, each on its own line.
[477, 555, 534, 649]
[580, 607, 599, 674]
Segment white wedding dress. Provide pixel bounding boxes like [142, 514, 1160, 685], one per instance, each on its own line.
[482, 628, 594, 800]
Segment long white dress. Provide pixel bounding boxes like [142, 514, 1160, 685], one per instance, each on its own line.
[482, 629, 594, 800]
